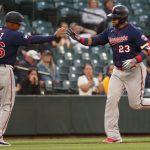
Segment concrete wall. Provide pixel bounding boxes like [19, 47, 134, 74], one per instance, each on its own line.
[6, 95, 150, 135]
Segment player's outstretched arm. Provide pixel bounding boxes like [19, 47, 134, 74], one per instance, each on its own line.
[66, 28, 93, 46]
[66, 28, 103, 46]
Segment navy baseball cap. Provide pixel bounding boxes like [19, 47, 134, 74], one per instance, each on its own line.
[5, 11, 25, 25]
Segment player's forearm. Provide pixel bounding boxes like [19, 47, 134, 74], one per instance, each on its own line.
[30, 35, 57, 44]
[135, 42, 150, 63]
[135, 50, 148, 63]
[79, 36, 101, 46]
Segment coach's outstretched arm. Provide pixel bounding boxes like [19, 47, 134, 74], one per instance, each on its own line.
[29, 27, 66, 44]
[66, 28, 106, 46]
[12, 27, 67, 46]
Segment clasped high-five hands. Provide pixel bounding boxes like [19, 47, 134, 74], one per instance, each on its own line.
[54, 27, 67, 37]
[55, 27, 79, 40]
[54, 27, 80, 41]
[66, 28, 80, 41]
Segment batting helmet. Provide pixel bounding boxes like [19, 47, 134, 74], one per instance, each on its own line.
[5, 11, 24, 25]
[107, 4, 129, 23]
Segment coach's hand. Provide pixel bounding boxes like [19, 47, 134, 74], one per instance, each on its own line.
[122, 58, 137, 70]
[66, 28, 80, 41]
[55, 27, 67, 37]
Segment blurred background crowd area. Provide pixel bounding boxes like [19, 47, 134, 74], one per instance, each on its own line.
[0, 0, 150, 95]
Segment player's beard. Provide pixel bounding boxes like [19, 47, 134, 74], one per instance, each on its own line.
[111, 18, 120, 28]
[112, 21, 123, 29]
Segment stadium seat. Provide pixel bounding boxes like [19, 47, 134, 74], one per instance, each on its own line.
[90, 46, 100, 54]
[57, 59, 68, 67]
[59, 7, 78, 17]
[108, 59, 114, 65]
[32, 20, 54, 34]
[65, 52, 73, 61]
[70, 81, 78, 93]
[62, 80, 77, 94]
[64, 52, 73, 65]
[55, 53, 64, 60]
[59, 73, 69, 81]
[36, 0, 55, 11]
[133, 9, 144, 15]
[32, 20, 52, 28]
[74, 2, 87, 9]
[69, 66, 77, 74]
[64, 47, 73, 53]
[73, 53, 82, 60]
[82, 52, 90, 63]
[19, 15, 32, 33]
[70, 65, 83, 75]
[68, 73, 78, 81]
[76, 67, 83, 75]
[57, 66, 69, 74]
[99, 52, 108, 65]
[73, 47, 82, 54]
[35, 26, 54, 35]
[73, 59, 84, 67]
[91, 59, 100, 67]
[62, 80, 70, 90]
[0, 15, 4, 26]
[45, 80, 53, 92]
[57, 47, 65, 56]
[144, 88, 150, 96]
[91, 53, 99, 60]
[130, 0, 148, 4]
[53, 81, 63, 93]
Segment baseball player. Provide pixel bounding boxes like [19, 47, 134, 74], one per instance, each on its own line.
[67, 4, 150, 143]
[0, 11, 66, 146]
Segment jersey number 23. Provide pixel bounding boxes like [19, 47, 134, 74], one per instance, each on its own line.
[119, 45, 130, 53]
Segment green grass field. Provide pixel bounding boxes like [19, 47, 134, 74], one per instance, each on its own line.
[1, 136, 150, 150]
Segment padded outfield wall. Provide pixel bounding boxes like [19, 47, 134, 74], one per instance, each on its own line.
[6, 95, 150, 135]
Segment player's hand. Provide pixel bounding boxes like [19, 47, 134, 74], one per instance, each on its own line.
[55, 27, 67, 38]
[122, 58, 137, 70]
[66, 28, 80, 41]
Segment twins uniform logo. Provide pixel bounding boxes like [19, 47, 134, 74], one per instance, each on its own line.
[109, 35, 128, 45]
[109, 35, 130, 53]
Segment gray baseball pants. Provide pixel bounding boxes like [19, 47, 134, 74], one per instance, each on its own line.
[105, 63, 150, 141]
[0, 65, 15, 138]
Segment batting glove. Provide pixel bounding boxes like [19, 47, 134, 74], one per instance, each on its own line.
[66, 28, 80, 41]
[122, 58, 137, 70]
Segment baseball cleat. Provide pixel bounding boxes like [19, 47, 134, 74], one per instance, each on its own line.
[0, 140, 11, 146]
[102, 138, 122, 144]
